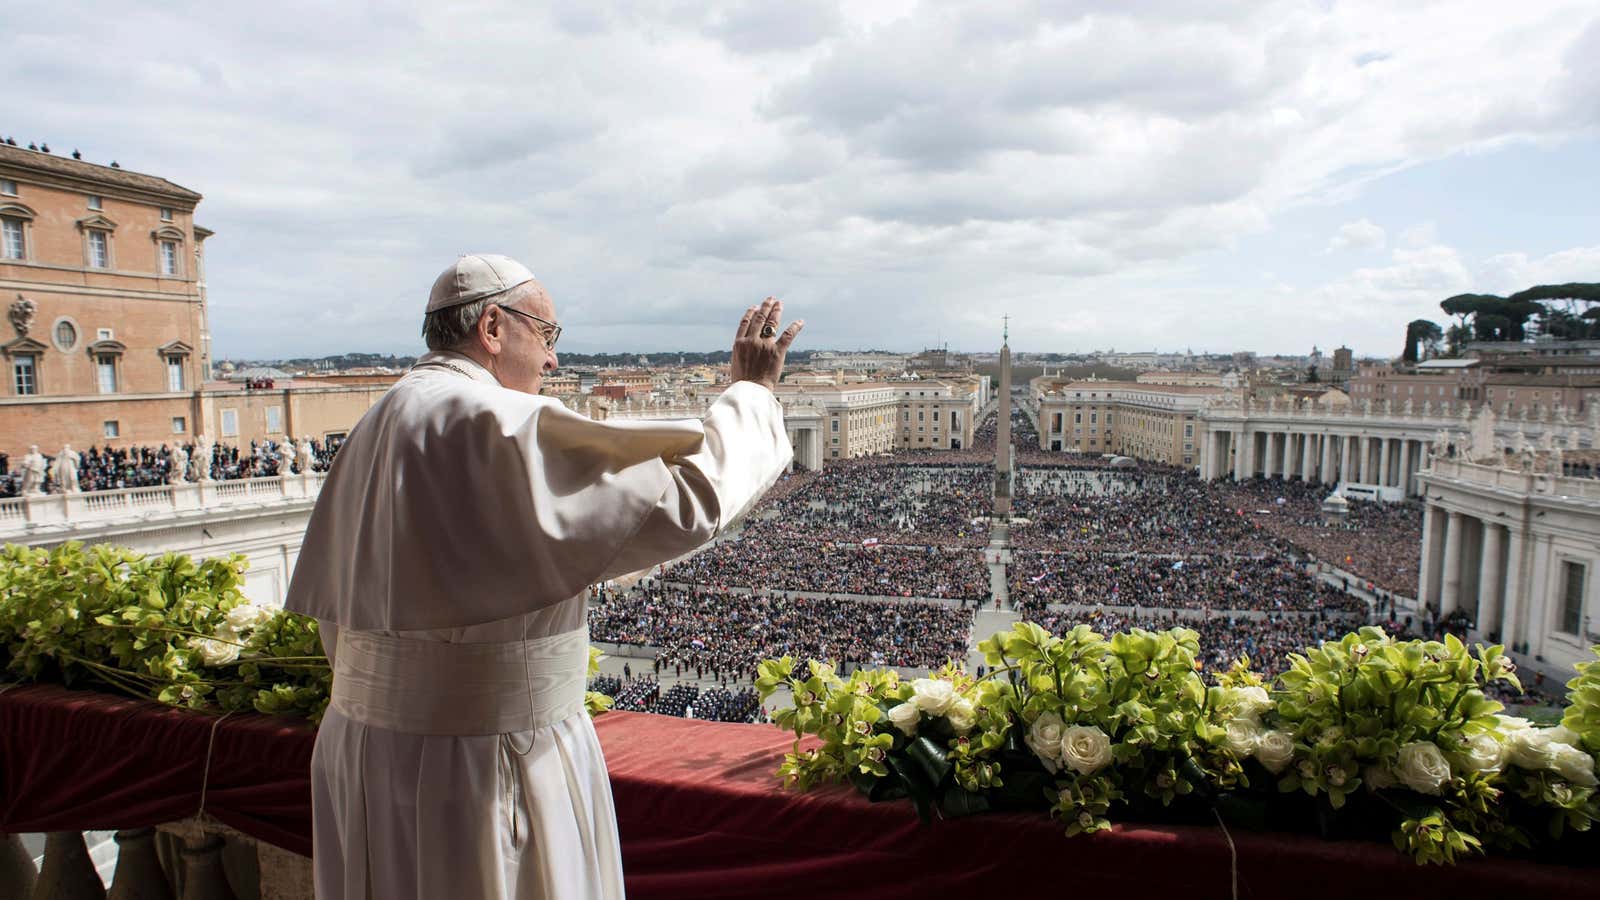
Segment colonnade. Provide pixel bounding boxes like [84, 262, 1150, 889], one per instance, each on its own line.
[1200, 428, 1428, 496]
[1417, 505, 1526, 648]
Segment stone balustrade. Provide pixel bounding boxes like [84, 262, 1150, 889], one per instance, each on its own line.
[0, 473, 327, 540]
[4, 819, 313, 900]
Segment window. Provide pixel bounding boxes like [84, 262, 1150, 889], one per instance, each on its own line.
[0, 180, 15, 196]
[103, 420, 120, 439]
[166, 356, 184, 391]
[87, 230, 109, 268]
[1, 217, 22, 259]
[53, 320, 77, 350]
[87, 195, 102, 210]
[221, 409, 239, 437]
[160, 240, 179, 275]
[160, 207, 173, 221]
[172, 416, 186, 434]
[96, 355, 118, 393]
[831, 419, 839, 433]
[1559, 562, 1587, 636]
[12, 355, 37, 395]
[267, 406, 284, 433]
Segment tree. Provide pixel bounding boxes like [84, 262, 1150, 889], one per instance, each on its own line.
[1439, 294, 1540, 343]
[1402, 319, 1443, 363]
[1510, 283, 1600, 340]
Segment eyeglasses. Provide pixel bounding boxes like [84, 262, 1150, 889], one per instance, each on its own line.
[495, 304, 562, 351]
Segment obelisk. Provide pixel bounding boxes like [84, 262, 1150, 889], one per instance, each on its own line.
[994, 316, 1013, 517]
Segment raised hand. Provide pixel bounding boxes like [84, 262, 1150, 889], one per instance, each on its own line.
[730, 297, 803, 392]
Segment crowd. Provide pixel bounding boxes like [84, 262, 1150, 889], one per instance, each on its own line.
[1017, 608, 1365, 679]
[0, 438, 343, 497]
[666, 537, 988, 600]
[589, 588, 974, 678]
[1213, 478, 1423, 596]
[1010, 551, 1367, 615]
[1011, 469, 1286, 554]
[741, 461, 992, 548]
[586, 675, 765, 723]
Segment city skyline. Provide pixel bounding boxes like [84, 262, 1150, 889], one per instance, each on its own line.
[9, 1, 1599, 360]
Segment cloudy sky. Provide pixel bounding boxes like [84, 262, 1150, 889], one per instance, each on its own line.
[11, 1, 1600, 358]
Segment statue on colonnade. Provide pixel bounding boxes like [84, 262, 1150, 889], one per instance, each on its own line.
[18, 445, 47, 495]
[53, 445, 80, 493]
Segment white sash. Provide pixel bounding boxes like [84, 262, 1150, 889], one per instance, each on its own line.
[330, 627, 589, 735]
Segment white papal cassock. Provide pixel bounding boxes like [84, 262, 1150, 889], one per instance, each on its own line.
[286, 349, 792, 899]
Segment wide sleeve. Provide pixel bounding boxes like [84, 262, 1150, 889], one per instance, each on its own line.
[592, 381, 792, 581]
[287, 377, 792, 632]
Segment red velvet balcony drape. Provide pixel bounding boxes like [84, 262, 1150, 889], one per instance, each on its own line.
[3, 685, 1597, 899]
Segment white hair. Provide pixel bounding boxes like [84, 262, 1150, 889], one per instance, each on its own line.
[420, 281, 542, 351]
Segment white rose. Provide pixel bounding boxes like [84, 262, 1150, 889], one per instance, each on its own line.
[947, 697, 977, 735]
[1254, 730, 1294, 774]
[1395, 742, 1451, 795]
[1026, 712, 1066, 767]
[1223, 717, 1262, 757]
[886, 701, 921, 736]
[1230, 685, 1272, 718]
[1060, 725, 1113, 776]
[187, 636, 240, 666]
[224, 602, 274, 633]
[1363, 764, 1399, 791]
[1455, 733, 1505, 774]
[1549, 725, 1583, 748]
[1505, 727, 1558, 771]
[909, 678, 956, 716]
[1495, 714, 1533, 733]
[1551, 743, 1599, 787]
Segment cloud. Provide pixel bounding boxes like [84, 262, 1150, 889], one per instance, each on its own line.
[1327, 218, 1386, 252]
[4, 0, 1597, 358]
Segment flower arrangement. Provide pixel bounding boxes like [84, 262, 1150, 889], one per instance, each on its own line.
[758, 622, 1600, 865]
[0, 543, 614, 721]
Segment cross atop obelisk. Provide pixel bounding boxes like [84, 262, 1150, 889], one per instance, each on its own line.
[994, 316, 1013, 517]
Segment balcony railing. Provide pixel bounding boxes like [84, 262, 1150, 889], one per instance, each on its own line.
[0, 473, 327, 538]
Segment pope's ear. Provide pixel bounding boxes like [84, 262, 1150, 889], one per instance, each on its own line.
[477, 305, 504, 355]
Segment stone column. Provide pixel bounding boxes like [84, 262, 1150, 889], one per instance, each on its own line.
[1233, 429, 1247, 481]
[1379, 437, 1392, 487]
[1398, 439, 1414, 496]
[1440, 511, 1464, 616]
[1502, 526, 1527, 651]
[1526, 535, 1555, 660]
[1478, 523, 1505, 639]
[1356, 436, 1370, 483]
[1418, 504, 1441, 608]
[1340, 436, 1353, 484]
[1300, 432, 1314, 481]
[1321, 433, 1336, 485]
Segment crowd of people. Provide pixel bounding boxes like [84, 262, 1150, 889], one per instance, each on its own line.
[666, 537, 988, 601]
[741, 461, 992, 548]
[1016, 608, 1367, 679]
[1213, 478, 1423, 596]
[0, 437, 343, 497]
[1010, 551, 1367, 616]
[588, 588, 974, 678]
[1011, 468, 1286, 554]
[587, 675, 765, 723]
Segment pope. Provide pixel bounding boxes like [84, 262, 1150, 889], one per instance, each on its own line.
[286, 254, 802, 899]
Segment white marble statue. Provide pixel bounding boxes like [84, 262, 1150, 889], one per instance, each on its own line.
[195, 434, 215, 482]
[276, 440, 295, 476]
[297, 437, 316, 475]
[169, 445, 189, 484]
[1467, 407, 1499, 463]
[18, 445, 47, 495]
[53, 445, 80, 493]
[1430, 430, 1450, 460]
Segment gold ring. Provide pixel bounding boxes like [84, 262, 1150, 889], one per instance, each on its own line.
[759, 324, 777, 338]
